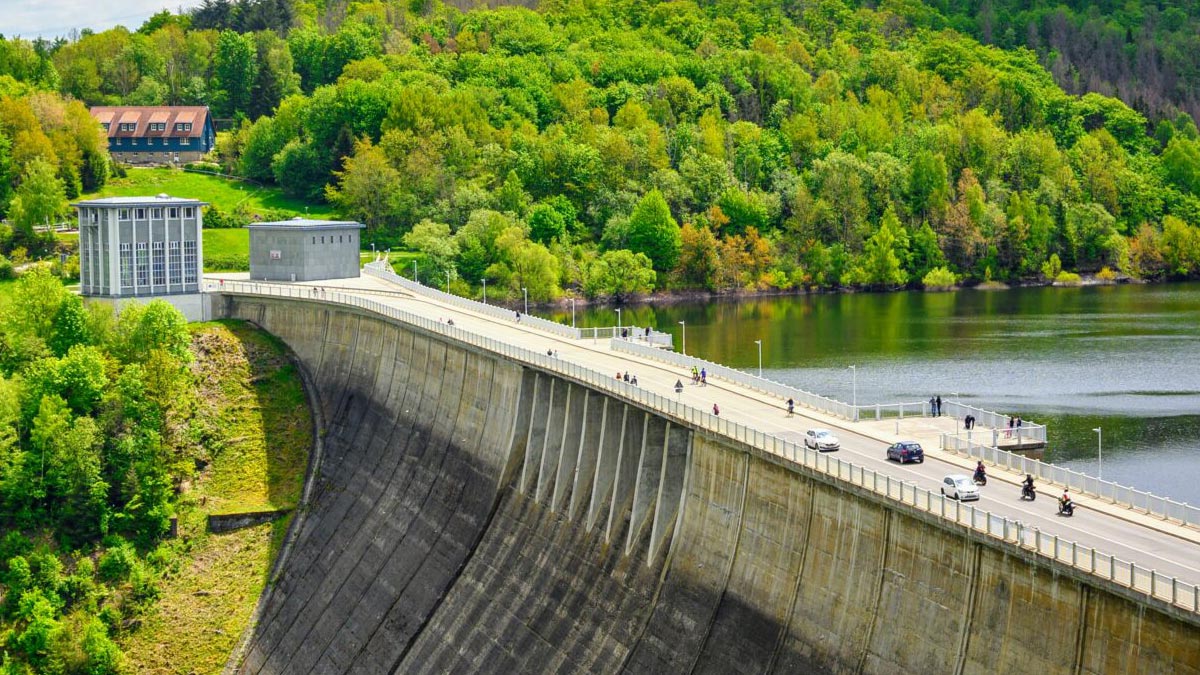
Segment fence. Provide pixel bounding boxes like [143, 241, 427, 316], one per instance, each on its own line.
[204, 278, 1200, 616]
[365, 261, 674, 348]
[363, 261, 579, 339]
[609, 338, 928, 422]
[580, 326, 673, 348]
[942, 434, 1200, 530]
[942, 400, 1047, 444]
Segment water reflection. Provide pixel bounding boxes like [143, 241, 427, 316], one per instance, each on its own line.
[548, 282, 1200, 504]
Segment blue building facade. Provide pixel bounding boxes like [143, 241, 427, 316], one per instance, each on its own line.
[90, 106, 216, 165]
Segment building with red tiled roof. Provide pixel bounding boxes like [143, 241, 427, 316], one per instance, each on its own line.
[90, 106, 216, 165]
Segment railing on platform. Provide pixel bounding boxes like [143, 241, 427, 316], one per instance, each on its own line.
[204, 279, 1200, 616]
[363, 261, 579, 339]
[942, 433, 1200, 530]
[363, 262, 674, 348]
[941, 400, 1047, 444]
[580, 325, 673, 348]
[609, 338, 927, 422]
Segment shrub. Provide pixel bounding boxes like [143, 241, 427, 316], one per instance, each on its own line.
[0, 254, 12, 281]
[1041, 253, 1062, 280]
[921, 266, 958, 290]
[97, 542, 136, 584]
[203, 253, 250, 272]
[1096, 266, 1117, 282]
[1054, 271, 1083, 285]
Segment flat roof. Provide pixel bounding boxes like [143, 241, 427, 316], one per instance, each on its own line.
[72, 195, 208, 207]
[247, 218, 365, 231]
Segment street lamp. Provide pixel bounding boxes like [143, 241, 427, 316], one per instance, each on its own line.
[482, 277, 487, 304]
[678, 321, 686, 355]
[570, 297, 576, 328]
[1094, 426, 1103, 479]
[445, 270, 451, 293]
[754, 339, 762, 377]
[522, 287, 528, 315]
[849, 365, 857, 422]
[412, 259, 417, 282]
[615, 308, 622, 334]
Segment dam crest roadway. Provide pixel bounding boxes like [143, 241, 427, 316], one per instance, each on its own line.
[205, 263, 1200, 674]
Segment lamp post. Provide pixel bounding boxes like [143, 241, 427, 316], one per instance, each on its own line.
[678, 321, 686, 355]
[522, 287, 528, 315]
[849, 365, 857, 422]
[482, 277, 487, 304]
[754, 339, 762, 377]
[1094, 427, 1103, 479]
[412, 259, 417, 282]
[616, 308, 622, 335]
[570, 297, 576, 328]
[445, 270, 451, 293]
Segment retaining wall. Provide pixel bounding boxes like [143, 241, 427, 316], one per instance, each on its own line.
[223, 295, 1200, 675]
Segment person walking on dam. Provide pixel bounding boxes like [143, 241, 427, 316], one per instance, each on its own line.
[787, 398, 795, 417]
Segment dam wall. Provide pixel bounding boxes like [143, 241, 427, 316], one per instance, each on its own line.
[223, 295, 1200, 675]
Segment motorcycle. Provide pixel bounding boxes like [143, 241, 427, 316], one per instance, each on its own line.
[1021, 484, 1036, 501]
[973, 471, 987, 486]
[1057, 500, 1075, 516]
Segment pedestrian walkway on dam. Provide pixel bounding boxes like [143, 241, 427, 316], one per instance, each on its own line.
[206, 272, 1200, 584]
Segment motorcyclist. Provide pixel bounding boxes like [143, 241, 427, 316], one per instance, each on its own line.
[973, 461, 987, 483]
[1022, 474, 1034, 492]
[1059, 490, 1073, 514]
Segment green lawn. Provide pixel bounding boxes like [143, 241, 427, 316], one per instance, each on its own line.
[82, 167, 335, 219]
[203, 228, 250, 272]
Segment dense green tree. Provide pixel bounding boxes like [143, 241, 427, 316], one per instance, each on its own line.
[7, 159, 65, 254]
[325, 139, 403, 235]
[853, 208, 909, 288]
[626, 190, 681, 272]
[583, 250, 656, 301]
[213, 30, 259, 118]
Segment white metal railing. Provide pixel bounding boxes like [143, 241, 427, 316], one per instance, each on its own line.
[942, 434, 1200, 530]
[579, 325, 673, 348]
[204, 279, 1200, 616]
[609, 338, 928, 422]
[363, 261, 579, 339]
[941, 400, 1047, 444]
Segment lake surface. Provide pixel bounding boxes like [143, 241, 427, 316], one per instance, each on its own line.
[547, 282, 1200, 505]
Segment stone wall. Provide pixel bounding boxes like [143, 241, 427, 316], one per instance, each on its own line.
[222, 295, 1200, 675]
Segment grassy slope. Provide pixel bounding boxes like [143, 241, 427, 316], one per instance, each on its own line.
[203, 229, 250, 272]
[81, 167, 335, 219]
[119, 320, 311, 673]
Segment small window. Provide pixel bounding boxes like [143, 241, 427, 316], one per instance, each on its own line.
[136, 208, 145, 219]
[312, 236, 316, 245]
[152, 208, 162, 218]
[119, 122, 136, 132]
[181, 137, 191, 146]
[119, 209, 130, 220]
[132, 138, 139, 146]
[174, 122, 192, 132]
[100, 122, 110, 131]
[321, 236, 325, 244]
[168, 207, 178, 218]
[184, 207, 194, 218]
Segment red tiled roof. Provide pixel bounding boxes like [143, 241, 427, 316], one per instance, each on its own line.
[90, 106, 211, 140]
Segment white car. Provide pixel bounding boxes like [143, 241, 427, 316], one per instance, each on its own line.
[804, 428, 840, 452]
[941, 474, 980, 501]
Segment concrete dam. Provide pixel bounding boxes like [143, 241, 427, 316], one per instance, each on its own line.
[223, 295, 1200, 674]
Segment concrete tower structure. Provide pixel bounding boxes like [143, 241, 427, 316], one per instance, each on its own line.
[73, 194, 209, 320]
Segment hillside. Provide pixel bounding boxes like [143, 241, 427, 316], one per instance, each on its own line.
[4, 0, 1200, 303]
[0, 271, 312, 674]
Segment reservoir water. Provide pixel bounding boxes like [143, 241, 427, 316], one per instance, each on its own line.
[549, 282, 1200, 506]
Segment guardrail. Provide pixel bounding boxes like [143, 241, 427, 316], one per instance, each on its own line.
[205, 278, 1200, 616]
[942, 400, 1047, 444]
[580, 325, 673, 348]
[942, 433, 1200, 530]
[609, 338, 928, 422]
[363, 261, 579, 339]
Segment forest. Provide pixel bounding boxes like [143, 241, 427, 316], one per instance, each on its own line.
[3, 0, 1200, 303]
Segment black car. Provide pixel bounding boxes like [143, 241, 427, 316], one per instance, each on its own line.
[886, 441, 924, 464]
